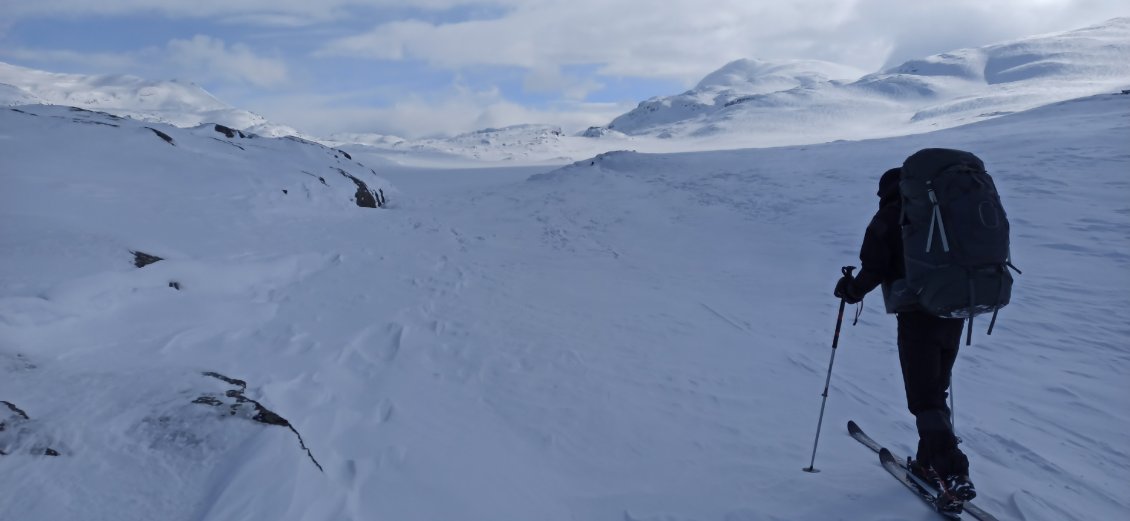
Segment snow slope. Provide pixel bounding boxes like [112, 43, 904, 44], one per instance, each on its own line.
[2, 85, 1128, 521]
[0, 61, 301, 137]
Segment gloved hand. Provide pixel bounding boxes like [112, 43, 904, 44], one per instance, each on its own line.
[834, 273, 864, 304]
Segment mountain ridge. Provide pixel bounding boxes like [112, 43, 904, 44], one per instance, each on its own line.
[606, 17, 1130, 139]
[2, 17, 1126, 166]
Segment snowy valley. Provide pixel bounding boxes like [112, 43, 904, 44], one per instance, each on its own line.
[1, 16, 1129, 521]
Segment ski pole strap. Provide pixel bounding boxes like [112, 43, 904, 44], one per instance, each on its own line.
[966, 277, 975, 346]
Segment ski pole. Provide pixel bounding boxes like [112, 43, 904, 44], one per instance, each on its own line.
[804, 266, 855, 473]
[950, 381, 957, 438]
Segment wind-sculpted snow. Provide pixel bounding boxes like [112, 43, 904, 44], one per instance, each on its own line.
[1, 83, 1128, 521]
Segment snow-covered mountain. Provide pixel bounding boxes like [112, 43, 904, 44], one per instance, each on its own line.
[3, 83, 1129, 521]
[332, 18, 1130, 166]
[0, 61, 302, 137]
[606, 17, 1130, 141]
[607, 58, 865, 134]
[5, 18, 1126, 167]
[331, 124, 601, 166]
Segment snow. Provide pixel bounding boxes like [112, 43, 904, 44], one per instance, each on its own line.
[605, 18, 1130, 145]
[333, 18, 1129, 166]
[2, 15, 1129, 521]
[4, 18, 1127, 169]
[0, 62, 302, 138]
[2, 74, 1129, 521]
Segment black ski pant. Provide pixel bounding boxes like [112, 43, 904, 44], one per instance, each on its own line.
[896, 310, 969, 478]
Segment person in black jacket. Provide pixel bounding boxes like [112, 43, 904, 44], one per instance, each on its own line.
[834, 167, 976, 508]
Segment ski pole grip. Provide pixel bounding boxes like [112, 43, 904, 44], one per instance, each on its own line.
[842, 266, 856, 278]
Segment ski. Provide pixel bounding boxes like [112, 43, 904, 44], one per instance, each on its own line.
[849, 421, 1000, 521]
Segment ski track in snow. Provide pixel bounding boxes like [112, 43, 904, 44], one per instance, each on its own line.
[1, 92, 1129, 521]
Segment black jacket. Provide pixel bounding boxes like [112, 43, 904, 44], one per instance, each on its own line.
[850, 168, 905, 304]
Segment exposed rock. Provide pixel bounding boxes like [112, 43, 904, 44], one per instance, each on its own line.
[202, 371, 246, 388]
[300, 171, 330, 186]
[211, 138, 246, 151]
[78, 120, 119, 127]
[147, 127, 175, 146]
[0, 401, 61, 457]
[338, 149, 352, 160]
[191, 396, 222, 407]
[213, 124, 247, 139]
[335, 168, 379, 208]
[68, 106, 123, 120]
[130, 250, 163, 268]
[1, 400, 29, 421]
[194, 372, 322, 471]
[168, 281, 181, 290]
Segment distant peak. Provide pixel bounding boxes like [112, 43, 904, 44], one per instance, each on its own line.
[695, 58, 865, 90]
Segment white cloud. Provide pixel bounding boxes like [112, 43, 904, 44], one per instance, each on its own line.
[318, 0, 1129, 84]
[4, 0, 1125, 138]
[0, 0, 514, 24]
[0, 47, 140, 71]
[522, 66, 603, 100]
[249, 84, 629, 138]
[841, 0, 1129, 69]
[166, 35, 288, 87]
[1, 36, 289, 89]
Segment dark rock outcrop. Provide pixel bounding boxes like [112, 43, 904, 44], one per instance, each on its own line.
[213, 124, 247, 139]
[0, 401, 60, 457]
[336, 168, 380, 208]
[193, 372, 322, 471]
[147, 127, 175, 145]
[130, 250, 163, 268]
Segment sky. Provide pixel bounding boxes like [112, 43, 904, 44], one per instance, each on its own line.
[0, 0, 1126, 138]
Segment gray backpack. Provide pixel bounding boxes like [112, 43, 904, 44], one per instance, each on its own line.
[899, 148, 1018, 343]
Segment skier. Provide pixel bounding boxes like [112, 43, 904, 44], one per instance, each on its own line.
[833, 166, 977, 510]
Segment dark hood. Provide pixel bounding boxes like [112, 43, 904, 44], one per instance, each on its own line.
[878, 167, 901, 206]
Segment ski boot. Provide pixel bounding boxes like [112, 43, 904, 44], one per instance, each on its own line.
[908, 458, 971, 515]
[942, 474, 977, 501]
